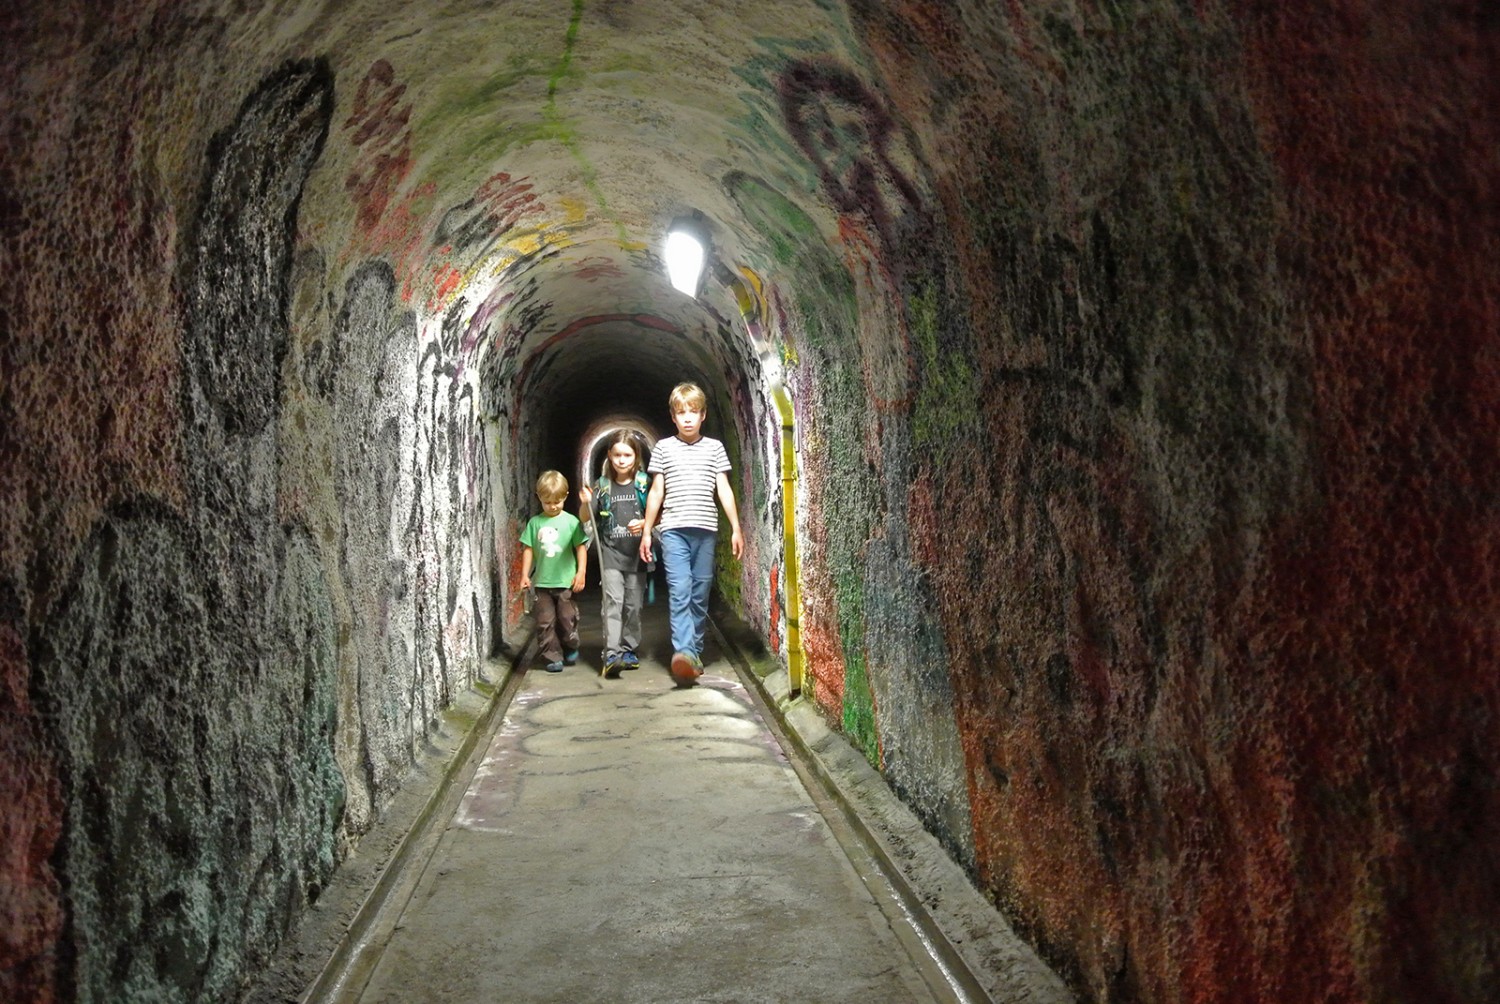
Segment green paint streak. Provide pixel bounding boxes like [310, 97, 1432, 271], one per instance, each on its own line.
[542, 0, 625, 241]
[725, 172, 823, 267]
[818, 362, 880, 766]
[547, 0, 585, 98]
[451, 120, 555, 167]
[417, 2, 624, 238]
[726, 38, 830, 198]
[725, 171, 856, 352]
[415, 52, 556, 188]
[447, 55, 552, 115]
[910, 279, 980, 456]
[722, 169, 877, 763]
[840, 604, 878, 763]
[799, 270, 858, 355]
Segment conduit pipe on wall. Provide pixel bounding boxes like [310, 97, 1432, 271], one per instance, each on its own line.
[774, 386, 805, 695]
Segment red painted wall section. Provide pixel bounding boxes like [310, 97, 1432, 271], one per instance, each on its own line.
[1226, 4, 1500, 1000]
[2, 18, 186, 994]
[796, 430, 850, 722]
[854, 1, 1499, 999]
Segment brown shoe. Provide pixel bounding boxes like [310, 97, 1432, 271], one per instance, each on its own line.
[669, 651, 702, 688]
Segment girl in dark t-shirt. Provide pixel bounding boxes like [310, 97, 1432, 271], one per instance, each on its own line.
[579, 431, 653, 677]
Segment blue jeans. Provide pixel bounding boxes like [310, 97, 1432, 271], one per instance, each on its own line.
[660, 528, 716, 658]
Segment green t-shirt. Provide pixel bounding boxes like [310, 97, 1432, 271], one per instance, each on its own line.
[520, 511, 587, 588]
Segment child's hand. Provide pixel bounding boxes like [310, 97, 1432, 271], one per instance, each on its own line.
[520, 574, 532, 590]
[571, 573, 586, 593]
[579, 486, 592, 507]
[730, 527, 744, 559]
[626, 518, 644, 535]
[638, 535, 653, 564]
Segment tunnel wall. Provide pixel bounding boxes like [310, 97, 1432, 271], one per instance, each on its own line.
[3, 37, 496, 1004]
[2, 3, 1497, 1003]
[793, 2, 1496, 1001]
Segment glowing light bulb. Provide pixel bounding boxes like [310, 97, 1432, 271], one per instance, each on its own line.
[664, 229, 705, 297]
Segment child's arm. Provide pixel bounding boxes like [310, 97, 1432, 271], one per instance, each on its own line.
[638, 473, 664, 563]
[715, 471, 744, 559]
[578, 485, 596, 546]
[519, 545, 534, 590]
[571, 542, 588, 593]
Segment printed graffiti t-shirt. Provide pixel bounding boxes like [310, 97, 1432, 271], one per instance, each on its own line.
[519, 511, 587, 587]
[598, 480, 647, 573]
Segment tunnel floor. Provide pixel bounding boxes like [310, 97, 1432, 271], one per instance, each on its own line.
[250, 589, 1072, 1004]
[344, 595, 950, 1002]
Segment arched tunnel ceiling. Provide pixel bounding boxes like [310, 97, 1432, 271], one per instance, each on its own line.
[280, 0, 886, 446]
[8, 4, 1500, 1002]
[517, 310, 715, 470]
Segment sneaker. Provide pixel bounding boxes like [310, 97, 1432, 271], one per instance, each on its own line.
[545, 661, 565, 673]
[601, 655, 625, 679]
[620, 651, 640, 669]
[669, 651, 702, 688]
[564, 649, 579, 665]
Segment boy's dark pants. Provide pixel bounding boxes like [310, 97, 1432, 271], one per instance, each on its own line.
[533, 588, 580, 664]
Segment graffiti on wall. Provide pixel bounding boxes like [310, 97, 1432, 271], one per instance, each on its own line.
[29, 61, 345, 1002]
[344, 59, 413, 233]
[778, 59, 922, 251]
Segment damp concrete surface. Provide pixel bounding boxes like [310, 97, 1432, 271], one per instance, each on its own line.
[252, 591, 1073, 1004]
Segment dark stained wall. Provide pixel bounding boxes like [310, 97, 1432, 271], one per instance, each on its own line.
[845, 2, 1499, 999]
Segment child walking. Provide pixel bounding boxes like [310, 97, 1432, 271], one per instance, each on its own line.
[638, 383, 743, 687]
[519, 470, 589, 673]
[579, 431, 653, 678]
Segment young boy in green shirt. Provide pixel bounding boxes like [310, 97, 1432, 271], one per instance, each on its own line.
[519, 470, 589, 672]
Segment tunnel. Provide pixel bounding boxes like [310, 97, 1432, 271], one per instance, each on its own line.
[3, 2, 1497, 1002]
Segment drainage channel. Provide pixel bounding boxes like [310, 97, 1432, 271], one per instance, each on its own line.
[299, 655, 533, 1004]
[708, 617, 994, 1004]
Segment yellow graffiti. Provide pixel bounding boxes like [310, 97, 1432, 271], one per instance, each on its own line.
[483, 197, 590, 277]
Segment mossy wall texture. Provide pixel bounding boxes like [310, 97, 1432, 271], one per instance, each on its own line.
[2, 2, 1496, 1002]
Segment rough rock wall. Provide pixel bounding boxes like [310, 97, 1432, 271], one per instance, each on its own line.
[723, 65, 979, 866]
[3, 38, 496, 1004]
[838, 1, 1499, 1000]
[2, 2, 1495, 1002]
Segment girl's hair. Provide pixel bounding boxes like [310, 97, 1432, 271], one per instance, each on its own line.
[600, 430, 642, 480]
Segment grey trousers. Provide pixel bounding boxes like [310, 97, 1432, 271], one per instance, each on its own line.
[600, 566, 645, 659]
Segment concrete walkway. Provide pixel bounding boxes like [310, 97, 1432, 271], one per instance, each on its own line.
[340, 595, 957, 1003]
[256, 591, 1074, 1004]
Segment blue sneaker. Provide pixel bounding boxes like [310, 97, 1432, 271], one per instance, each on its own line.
[620, 651, 640, 669]
[545, 661, 565, 673]
[563, 649, 579, 665]
[601, 655, 625, 679]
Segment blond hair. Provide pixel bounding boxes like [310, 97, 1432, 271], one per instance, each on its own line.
[669, 382, 707, 413]
[535, 470, 568, 501]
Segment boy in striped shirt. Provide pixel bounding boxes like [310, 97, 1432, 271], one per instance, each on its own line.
[639, 383, 743, 687]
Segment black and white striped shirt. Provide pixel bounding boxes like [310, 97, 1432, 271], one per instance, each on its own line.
[648, 435, 731, 532]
